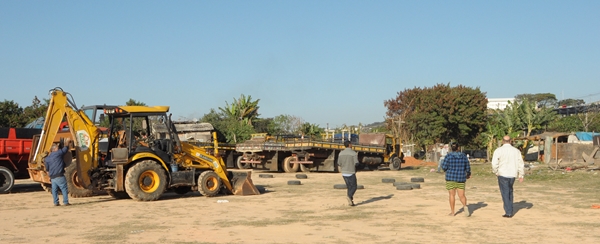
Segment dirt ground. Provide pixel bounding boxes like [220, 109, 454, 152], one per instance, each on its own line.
[1, 159, 599, 244]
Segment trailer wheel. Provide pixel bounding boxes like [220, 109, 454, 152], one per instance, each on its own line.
[300, 163, 311, 173]
[283, 156, 299, 173]
[107, 190, 131, 199]
[125, 160, 167, 201]
[197, 171, 222, 197]
[0, 166, 15, 194]
[65, 162, 93, 198]
[236, 156, 251, 169]
[390, 156, 402, 171]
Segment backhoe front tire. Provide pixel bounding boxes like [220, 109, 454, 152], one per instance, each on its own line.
[0, 166, 15, 193]
[197, 171, 222, 197]
[283, 156, 299, 173]
[65, 162, 93, 198]
[125, 160, 167, 201]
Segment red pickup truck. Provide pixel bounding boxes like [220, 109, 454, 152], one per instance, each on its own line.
[0, 127, 41, 193]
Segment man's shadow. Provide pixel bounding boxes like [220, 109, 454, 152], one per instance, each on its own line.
[456, 201, 488, 216]
[356, 194, 394, 206]
[513, 200, 534, 216]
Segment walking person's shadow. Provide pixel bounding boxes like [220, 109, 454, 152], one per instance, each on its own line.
[355, 194, 394, 206]
[513, 200, 534, 216]
[457, 201, 488, 216]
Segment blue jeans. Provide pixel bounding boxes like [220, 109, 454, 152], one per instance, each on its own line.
[343, 174, 357, 201]
[51, 176, 69, 205]
[497, 176, 515, 215]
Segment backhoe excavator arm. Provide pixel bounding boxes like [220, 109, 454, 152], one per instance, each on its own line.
[30, 88, 100, 188]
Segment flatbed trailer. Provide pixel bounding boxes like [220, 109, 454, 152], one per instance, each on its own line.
[236, 133, 404, 173]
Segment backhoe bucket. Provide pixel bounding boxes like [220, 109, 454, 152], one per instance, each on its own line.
[229, 171, 260, 195]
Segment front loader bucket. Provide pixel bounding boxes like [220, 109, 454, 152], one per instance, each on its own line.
[229, 171, 260, 195]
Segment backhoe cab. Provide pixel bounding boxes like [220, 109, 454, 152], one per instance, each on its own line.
[30, 88, 259, 201]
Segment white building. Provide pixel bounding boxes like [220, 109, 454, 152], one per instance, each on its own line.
[487, 98, 515, 110]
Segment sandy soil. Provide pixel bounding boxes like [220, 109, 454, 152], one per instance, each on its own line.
[1, 159, 599, 244]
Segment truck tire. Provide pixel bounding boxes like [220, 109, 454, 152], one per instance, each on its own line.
[125, 160, 167, 201]
[381, 178, 395, 183]
[65, 163, 93, 198]
[283, 156, 299, 173]
[236, 156, 251, 169]
[393, 182, 411, 186]
[107, 190, 131, 199]
[300, 163, 311, 173]
[333, 184, 364, 189]
[197, 171, 222, 197]
[287, 180, 301, 185]
[411, 177, 425, 183]
[0, 166, 15, 193]
[296, 174, 308, 179]
[390, 156, 402, 171]
[396, 185, 412, 190]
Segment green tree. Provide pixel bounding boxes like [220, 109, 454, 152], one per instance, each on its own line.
[125, 99, 147, 106]
[214, 95, 261, 143]
[384, 83, 487, 149]
[0, 100, 25, 127]
[22, 96, 49, 125]
[219, 94, 260, 125]
[300, 122, 324, 138]
[271, 114, 303, 135]
[547, 115, 583, 132]
[515, 93, 557, 108]
[519, 98, 557, 137]
[557, 98, 585, 107]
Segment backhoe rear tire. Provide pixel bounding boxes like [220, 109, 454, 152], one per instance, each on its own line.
[197, 171, 222, 197]
[65, 162, 93, 198]
[0, 166, 15, 194]
[283, 156, 299, 173]
[125, 160, 167, 201]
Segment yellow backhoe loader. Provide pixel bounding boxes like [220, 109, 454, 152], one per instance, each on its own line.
[28, 88, 259, 201]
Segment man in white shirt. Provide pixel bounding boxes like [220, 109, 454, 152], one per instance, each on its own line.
[491, 135, 525, 218]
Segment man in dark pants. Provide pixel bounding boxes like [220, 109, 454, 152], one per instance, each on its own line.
[491, 136, 524, 218]
[44, 138, 71, 206]
[339, 140, 359, 206]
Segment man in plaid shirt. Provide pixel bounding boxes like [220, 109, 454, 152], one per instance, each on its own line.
[441, 142, 471, 217]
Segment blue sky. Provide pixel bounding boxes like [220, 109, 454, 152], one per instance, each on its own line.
[1, 1, 599, 128]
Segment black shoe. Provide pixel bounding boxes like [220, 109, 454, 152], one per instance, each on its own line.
[502, 214, 512, 218]
[54, 203, 60, 207]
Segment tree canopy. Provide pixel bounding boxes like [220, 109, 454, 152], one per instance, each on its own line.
[384, 83, 488, 148]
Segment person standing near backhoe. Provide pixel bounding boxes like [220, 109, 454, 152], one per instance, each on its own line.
[491, 135, 525, 218]
[44, 138, 71, 206]
[339, 140, 359, 206]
